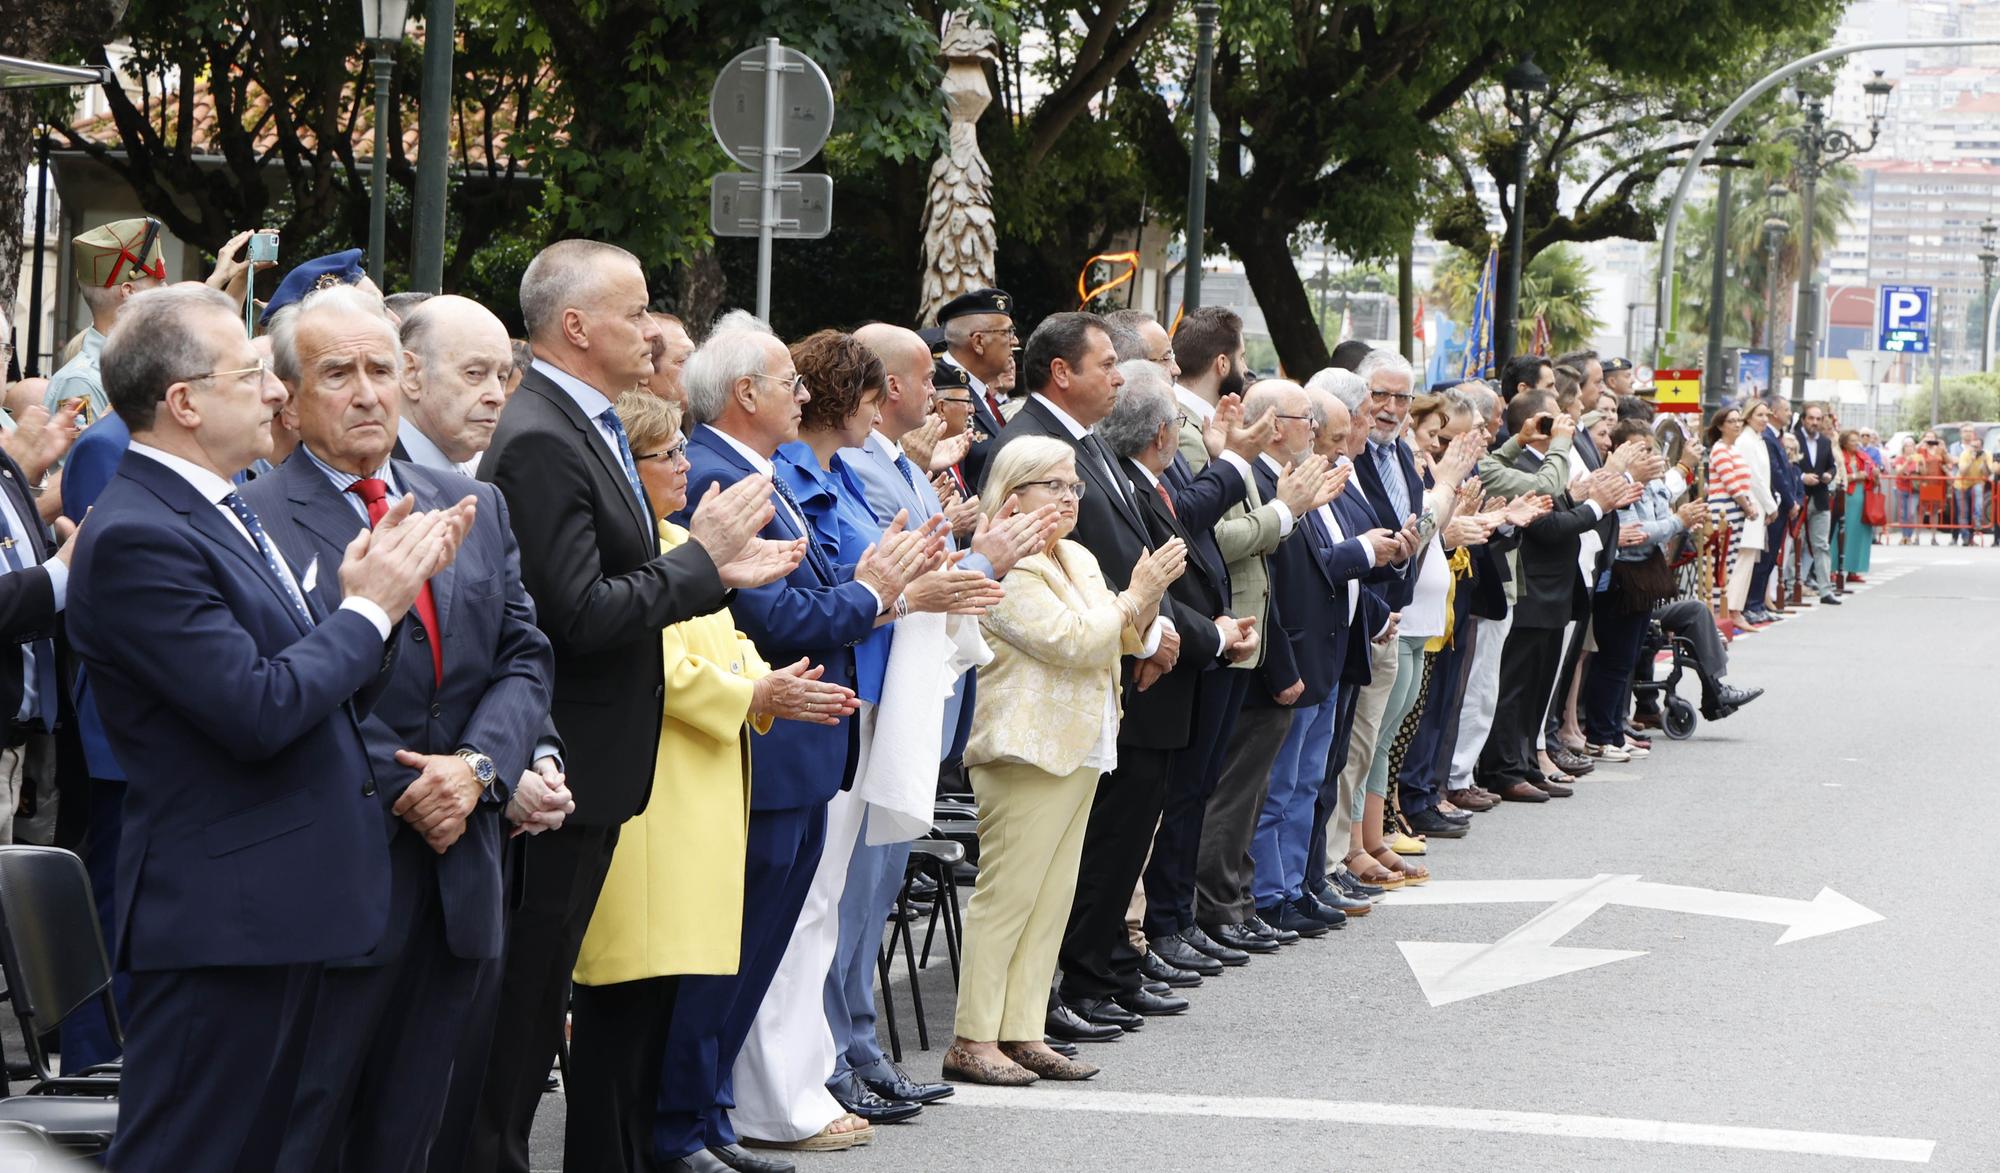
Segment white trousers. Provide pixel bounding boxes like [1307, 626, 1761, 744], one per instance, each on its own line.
[727, 711, 873, 1143]
[1448, 610, 1511, 790]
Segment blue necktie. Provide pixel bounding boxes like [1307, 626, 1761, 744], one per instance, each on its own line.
[222, 492, 315, 627]
[894, 452, 919, 495]
[770, 476, 836, 582]
[597, 407, 650, 512]
[1374, 443, 1410, 522]
[0, 533, 57, 730]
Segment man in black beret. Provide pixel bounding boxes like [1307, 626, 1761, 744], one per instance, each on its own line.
[1602, 356, 1635, 398]
[936, 288, 1016, 486]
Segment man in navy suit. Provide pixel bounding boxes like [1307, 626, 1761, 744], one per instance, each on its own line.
[68, 284, 469, 1171]
[242, 284, 568, 1170]
[665, 320, 941, 1172]
[1746, 394, 1797, 621]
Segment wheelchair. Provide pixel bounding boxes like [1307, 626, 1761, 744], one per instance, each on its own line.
[1629, 619, 1701, 740]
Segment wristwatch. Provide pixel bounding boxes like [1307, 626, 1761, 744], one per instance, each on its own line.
[456, 748, 506, 804]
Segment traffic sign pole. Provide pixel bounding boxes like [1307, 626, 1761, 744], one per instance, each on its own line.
[756, 37, 782, 321]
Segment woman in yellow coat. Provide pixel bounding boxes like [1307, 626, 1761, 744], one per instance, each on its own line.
[945, 436, 1186, 1087]
[569, 394, 858, 1167]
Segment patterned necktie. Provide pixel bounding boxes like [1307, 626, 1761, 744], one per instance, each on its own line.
[1155, 481, 1176, 519]
[348, 478, 444, 685]
[770, 475, 835, 582]
[1374, 442, 1410, 522]
[0, 530, 57, 730]
[1082, 435, 1134, 518]
[597, 406, 650, 512]
[221, 491, 315, 627]
[894, 452, 919, 494]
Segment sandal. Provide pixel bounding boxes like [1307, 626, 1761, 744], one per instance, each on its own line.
[1373, 846, 1429, 885]
[743, 1113, 875, 1152]
[1344, 851, 1404, 890]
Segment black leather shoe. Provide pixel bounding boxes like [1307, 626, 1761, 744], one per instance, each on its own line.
[664, 1152, 733, 1173]
[1046, 1001, 1123, 1042]
[1150, 934, 1224, 976]
[1259, 901, 1328, 938]
[858, 1061, 954, 1105]
[829, 1071, 923, 1124]
[1298, 892, 1354, 925]
[1406, 808, 1468, 838]
[710, 1144, 796, 1173]
[1819, 594, 1841, 605]
[1244, 913, 1298, 945]
[1331, 871, 1383, 900]
[1436, 806, 1474, 824]
[1702, 683, 1763, 721]
[1112, 986, 1189, 1016]
[1202, 921, 1279, 954]
[1140, 949, 1204, 988]
[1143, 979, 1170, 995]
[1045, 1038, 1079, 1057]
[1068, 996, 1144, 1031]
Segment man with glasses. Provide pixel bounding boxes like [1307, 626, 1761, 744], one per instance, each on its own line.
[938, 287, 1017, 486]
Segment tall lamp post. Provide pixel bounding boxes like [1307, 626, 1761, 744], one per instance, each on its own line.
[1978, 218, 1997, 373]
[1760, 184, 1789, 353]
[1497, 54, 1548, 374]
[361, 0, 413, 288]
[1181, 2, 1220, 312]
[1777, 71, 1894, 408]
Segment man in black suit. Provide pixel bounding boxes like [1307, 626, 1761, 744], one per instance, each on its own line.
[245, 283, 570, 1169]
[939, 287, 1017, 488]
[989, 314, 1255, 1034]
[1054, 362, 1247, 1027]
[1745, 394, 1797, 622]
[1477, 391, 1635, 801]
[1793, 400, 1838, 604]
[439, 240, 801, 1173]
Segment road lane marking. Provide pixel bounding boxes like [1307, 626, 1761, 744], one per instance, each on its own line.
[948, 1087, 1935, 1163]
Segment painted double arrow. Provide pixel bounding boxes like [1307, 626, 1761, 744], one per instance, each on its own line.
[1380, 875, 1884, 1006]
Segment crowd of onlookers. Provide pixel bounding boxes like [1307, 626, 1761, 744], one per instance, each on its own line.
[34, 214, 1976, 1173]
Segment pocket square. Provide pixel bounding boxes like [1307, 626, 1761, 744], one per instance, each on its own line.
[300, 555, 319, 594]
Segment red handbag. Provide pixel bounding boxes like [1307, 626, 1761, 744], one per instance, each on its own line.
[1863, 486, 1886, 527]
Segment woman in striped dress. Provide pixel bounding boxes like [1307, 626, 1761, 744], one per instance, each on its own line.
[1704, 406, 1754, 635]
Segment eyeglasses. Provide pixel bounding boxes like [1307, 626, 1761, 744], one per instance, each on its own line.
[1150, 351, 1176, 366]
[971, 327, 1019, 342]
[1174, 413, 1192, 431]
[184, 359, 270, 387]
[636, 439, 688, 464]
[1020, 479, 1086, 500]
[1367, 388, 1414, 405]
[936, 395, 976, 407]
[1274, 413, 1319, 430]
[751, 372, 807, 396]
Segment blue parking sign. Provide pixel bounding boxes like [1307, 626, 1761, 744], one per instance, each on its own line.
[1877, 285, 1932, 354]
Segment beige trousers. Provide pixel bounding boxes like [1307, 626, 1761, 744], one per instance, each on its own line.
[1326, 637, 1400, 872]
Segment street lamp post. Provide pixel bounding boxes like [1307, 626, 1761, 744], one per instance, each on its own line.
[1760, 184, 1789, 353]
[1181, 2, 1220, 312]
[410, 0, 456, 294]
[1978, 218, 1997, 373]
[361, 0, 413, 288]
[1497, 55, 1548, 374]
[1775, 73, 1893, 409]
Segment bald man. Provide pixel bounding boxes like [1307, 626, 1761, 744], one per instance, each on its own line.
[395, 295, 516, 476]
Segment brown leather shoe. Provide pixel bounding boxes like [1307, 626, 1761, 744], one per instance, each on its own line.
[1446, 788, 1496, 811]
[1530, 776, 1574, 798]
[1496, 780, 1549, 803]
[943, 1044, 1038, 1086]
[998, 1043, 1099, 1081]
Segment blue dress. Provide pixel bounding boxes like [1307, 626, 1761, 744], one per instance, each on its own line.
[775, 442, 893, 705]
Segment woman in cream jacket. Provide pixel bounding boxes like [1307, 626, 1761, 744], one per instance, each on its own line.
[1730, 399, 1779, 618]
[946, 436, 1185, 1087]
[569, 394, 859, 1166]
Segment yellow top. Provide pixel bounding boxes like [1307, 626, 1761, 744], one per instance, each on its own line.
[573, 521, 773, 984]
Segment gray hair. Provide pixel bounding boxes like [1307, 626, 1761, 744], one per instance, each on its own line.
[1102, 309, 1157, 364]
[1240, 380, 1289, 427]
[1307, 365, 1368, 412]
[100, 284, 238, 432]
[683, 326, 773, 425]
[1095, 360, 1176, 457]
[382, 290, 434, 320]
[268, 283, 398, 385]
[710, 309, 774, 337]
[1354, 348, 1414, 387]
[518, 239, 640, 340]
[1447, 383, 1494, 426]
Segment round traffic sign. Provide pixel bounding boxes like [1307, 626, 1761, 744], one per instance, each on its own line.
[709, 44, 835, 173]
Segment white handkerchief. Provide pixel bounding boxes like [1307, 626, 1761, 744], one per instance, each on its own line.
[300, 555, 319, 594]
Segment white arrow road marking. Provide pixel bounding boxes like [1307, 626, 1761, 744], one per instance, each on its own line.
[1380, 875, 1884, 1004]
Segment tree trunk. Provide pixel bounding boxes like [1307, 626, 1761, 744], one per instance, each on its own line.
[675, 250, 727, 336]
[1235, 229, 1328, 379]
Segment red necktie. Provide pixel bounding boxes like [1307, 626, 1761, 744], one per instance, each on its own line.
[985, 390, 1004, 420]
[348, 477, 443, 686]
[1155, 482, 1177, 519]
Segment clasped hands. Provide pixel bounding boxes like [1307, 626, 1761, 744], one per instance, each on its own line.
[390, 751, 574, 852]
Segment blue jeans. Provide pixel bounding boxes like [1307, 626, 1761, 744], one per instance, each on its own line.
[823, 812, 911, 1083]
[1249, 694, 1338, 908]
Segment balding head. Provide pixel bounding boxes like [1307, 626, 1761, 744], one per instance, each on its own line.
[517, 238, 658, 395]
[854, 322, 934, 440]
[1307, 384, 1351, 460]
[1243, 379, 1312, 460]
[398, 295, 514, 463]
[4, 378, 48, 420]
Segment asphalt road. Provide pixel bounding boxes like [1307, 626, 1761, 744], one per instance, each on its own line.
[530, 541, 1992, 1171]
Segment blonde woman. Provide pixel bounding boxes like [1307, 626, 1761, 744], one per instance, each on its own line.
[1730, 399, 1778, 622]
[569, 394, 864, 1169]
[946, 436, 1186, 1087]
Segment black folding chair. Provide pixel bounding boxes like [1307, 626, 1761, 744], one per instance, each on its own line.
[0, 847, 120, 1154]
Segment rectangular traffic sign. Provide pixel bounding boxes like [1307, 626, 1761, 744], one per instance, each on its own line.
[709, 172, 833, 240]
[1876, 284, 1932, 354]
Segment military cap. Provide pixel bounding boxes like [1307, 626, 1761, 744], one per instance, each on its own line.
[73, 217, 166, 288]
[1602, 356, 1634, 374]
[936, 287, 1014, 323]
[919, 326, 948, 354]
[260, 248, 366, 325]
[931, 358, 970, 391]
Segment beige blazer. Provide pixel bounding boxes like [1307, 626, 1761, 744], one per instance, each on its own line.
[966, 540, 1147, 776]
[1178, 418, 1283, 668]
